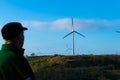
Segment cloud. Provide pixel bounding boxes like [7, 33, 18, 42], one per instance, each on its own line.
[50, 18, 71, 30]
[21, 18, 120, 31]
[74, 19, 120, 31]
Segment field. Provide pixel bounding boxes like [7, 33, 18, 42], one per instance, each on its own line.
[27, 55, 120, 80]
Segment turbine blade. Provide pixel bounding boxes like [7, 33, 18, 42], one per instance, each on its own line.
[72, 18, 74, 31]
[74, 31, 85, 37]
[63, 32, 73, 39]
[116, 31, 120, 33]
[72, 18, 73, 27]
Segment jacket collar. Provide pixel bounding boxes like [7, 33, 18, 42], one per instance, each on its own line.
[1, 44, 25, 55]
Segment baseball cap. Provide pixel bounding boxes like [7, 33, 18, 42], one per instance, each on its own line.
[1, 22, 28, 40]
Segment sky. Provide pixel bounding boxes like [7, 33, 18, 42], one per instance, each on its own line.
[1, 0, 120, 56]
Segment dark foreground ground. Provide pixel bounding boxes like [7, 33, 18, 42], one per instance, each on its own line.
[27, 55, 120, 80]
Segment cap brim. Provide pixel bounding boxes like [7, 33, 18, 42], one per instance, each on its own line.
[23, 27, 28, 30]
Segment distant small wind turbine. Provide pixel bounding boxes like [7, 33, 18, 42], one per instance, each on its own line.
[63, 18, 85, 56]
[116, 31, 120, 33]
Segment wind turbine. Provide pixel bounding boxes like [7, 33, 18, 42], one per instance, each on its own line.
[63, 18, 85, 56]
[116, 31, 120, 33]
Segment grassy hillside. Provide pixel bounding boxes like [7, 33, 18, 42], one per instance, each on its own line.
[27, 55, 120, 80]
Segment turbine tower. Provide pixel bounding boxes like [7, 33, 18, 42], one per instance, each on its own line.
[63, 18, 85, 56]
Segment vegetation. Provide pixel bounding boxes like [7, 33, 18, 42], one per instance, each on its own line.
[27, 55, 120, 80]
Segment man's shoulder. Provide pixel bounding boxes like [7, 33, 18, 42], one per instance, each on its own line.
[0, 50, 16, 64]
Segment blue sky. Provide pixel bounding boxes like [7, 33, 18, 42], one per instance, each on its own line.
[1, 0, 120, 56]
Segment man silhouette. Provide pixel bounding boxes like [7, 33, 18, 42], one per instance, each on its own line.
[0, 22, 35, 80]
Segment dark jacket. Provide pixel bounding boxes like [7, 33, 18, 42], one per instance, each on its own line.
[0, 44, 35, 80]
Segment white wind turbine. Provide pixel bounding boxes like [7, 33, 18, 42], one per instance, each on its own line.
[116, 31, 120, 33]
[63, 18, 85, 56]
